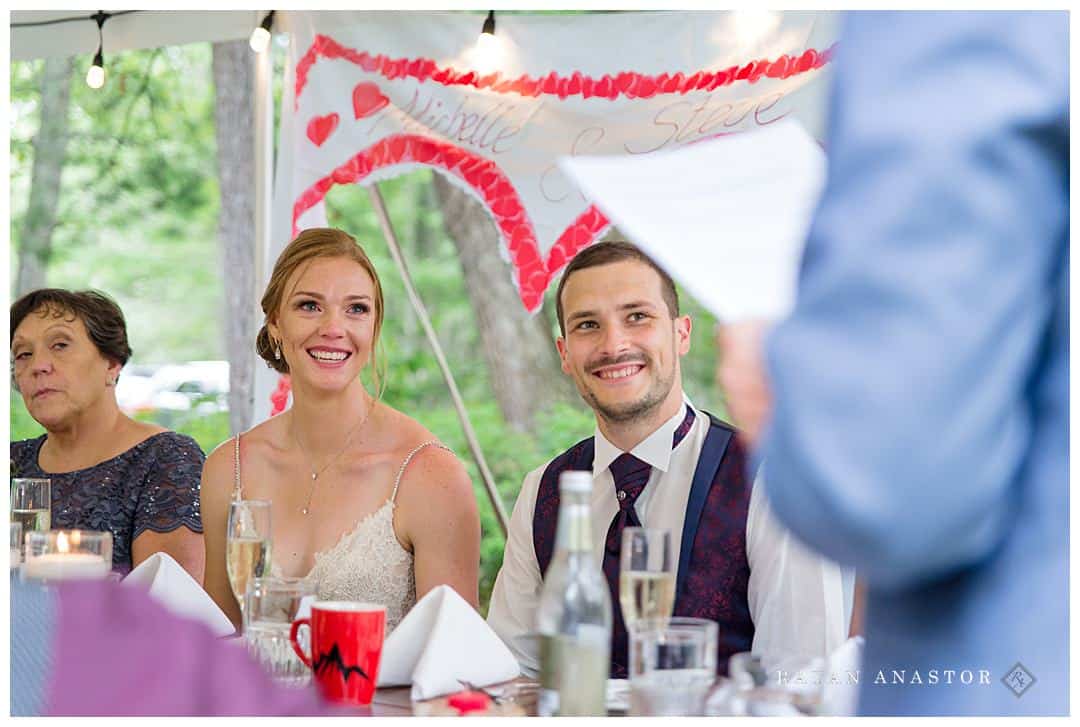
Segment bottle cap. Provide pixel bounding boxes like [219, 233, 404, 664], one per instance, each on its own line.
[558, 470, 592, 493]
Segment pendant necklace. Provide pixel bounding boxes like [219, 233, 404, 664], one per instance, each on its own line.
[292, 399, 373, 515]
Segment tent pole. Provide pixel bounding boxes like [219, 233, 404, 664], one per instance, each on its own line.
[251, 29, 275, 431]
[366, 184, 511, 539]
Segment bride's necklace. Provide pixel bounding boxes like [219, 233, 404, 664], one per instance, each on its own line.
[292, 401, 373, 515]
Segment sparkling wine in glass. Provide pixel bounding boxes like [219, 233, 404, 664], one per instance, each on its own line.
[227, 499, 272, 629]
[619, 528, 674, 630]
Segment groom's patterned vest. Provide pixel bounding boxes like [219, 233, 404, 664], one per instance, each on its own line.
[532, 411, 754, 676]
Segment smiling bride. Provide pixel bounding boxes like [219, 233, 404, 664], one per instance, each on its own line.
[201, 228, 480, 632]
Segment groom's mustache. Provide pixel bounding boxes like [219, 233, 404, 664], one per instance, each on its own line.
[587, 353, 649, 372]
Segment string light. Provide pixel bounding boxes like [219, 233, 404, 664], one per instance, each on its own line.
[249, 11, 275, 53]
[85, 10, 108, 89]
[730, 10, 781, 52]
[472, 9, 501, 72]
[11, 10, 137, 28]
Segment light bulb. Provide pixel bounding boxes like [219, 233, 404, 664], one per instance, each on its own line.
[249, 26, 271, 53]
[731, 11, 781, 50]
[86, 63, 105, 89]
[471, 32, 503, 75]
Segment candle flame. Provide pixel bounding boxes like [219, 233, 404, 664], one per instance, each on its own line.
[57, 531, 69, 553]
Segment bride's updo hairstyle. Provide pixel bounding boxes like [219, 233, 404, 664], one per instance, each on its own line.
[256, 227, 386, 396]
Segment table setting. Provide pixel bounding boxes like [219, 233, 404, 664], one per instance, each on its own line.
[10, 480, 863, 717]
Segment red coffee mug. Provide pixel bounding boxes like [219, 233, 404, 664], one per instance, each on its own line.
[290, 601, 387, 705]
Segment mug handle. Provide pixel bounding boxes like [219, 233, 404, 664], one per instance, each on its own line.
[290, 618, 312, 668]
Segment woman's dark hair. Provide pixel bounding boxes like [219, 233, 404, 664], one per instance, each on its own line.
[10, 288, 132, 367]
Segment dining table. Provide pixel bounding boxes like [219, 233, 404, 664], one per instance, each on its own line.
[368, 677, 540, 716]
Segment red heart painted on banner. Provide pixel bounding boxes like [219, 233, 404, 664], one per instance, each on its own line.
[352, 82, 389, 119]
[306, 113, 339, 147]
[294, 134, 612, 313]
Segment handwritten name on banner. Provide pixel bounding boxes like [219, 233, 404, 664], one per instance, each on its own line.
[276, 10, 839, 313]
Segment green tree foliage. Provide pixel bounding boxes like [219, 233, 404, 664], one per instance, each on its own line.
[11, 46, 222, 364]
[10, 40, 726, 613]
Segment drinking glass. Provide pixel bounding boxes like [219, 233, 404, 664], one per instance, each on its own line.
[244, 576, 315, 686]
[628, 616, 718, 716]
[10, 521, 22, 571]
[619, 528, 674, 632]
[725, 651, 827, 716]
[11, 478, 51, 534]
[226, 499, 272, 629]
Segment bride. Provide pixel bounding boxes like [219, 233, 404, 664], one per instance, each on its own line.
[202, 228, 480, 631]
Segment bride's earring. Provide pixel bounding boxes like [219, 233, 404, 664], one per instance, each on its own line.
[274, 342, 282, 361]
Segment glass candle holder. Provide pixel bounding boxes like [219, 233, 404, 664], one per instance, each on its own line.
[23, 530, 112, 582]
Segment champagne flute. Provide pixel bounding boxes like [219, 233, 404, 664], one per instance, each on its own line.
[619, 527, 674, 631]
[227, 499, 272, 631]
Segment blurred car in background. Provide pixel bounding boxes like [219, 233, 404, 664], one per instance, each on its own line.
[117, 361, 229, 421]
[115, 364, 161, 416]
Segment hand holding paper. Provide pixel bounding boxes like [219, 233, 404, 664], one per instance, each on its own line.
[559, 119, 825, 323]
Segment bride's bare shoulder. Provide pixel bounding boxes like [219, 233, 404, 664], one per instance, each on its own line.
[204, 415, 289, 472]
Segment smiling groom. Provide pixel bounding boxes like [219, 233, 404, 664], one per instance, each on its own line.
[487, 241, 854, 679]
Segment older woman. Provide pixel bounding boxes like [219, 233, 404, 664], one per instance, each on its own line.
[10, 289, 205, 579]
[202, 228, 480, 630]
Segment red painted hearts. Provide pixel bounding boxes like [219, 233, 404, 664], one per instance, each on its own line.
[352, 82, 389, 119]
[306, 113, 339, 147]
[293, 134, 610, 312]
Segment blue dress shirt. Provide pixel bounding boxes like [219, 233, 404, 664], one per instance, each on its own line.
[760, 10, 1068, 716]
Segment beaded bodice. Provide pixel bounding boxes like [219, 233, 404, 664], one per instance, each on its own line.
[234, 436, 447, 636]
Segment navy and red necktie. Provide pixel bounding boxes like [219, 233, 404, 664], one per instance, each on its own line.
[602, 407, 696, 677]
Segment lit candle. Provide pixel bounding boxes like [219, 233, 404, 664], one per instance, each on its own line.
[23, 552, 110, 581]
[22, 530, 110, 582]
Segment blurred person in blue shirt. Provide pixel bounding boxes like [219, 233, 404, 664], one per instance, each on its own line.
[717, 10, 1067, 716]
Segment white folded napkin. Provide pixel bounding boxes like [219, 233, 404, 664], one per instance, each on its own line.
[822, 636, 864, 716]
[377, 584, 521, 701]
[121, 552, 235, 638]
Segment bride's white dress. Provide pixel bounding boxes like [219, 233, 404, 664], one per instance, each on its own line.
[234, 436, 447, 634]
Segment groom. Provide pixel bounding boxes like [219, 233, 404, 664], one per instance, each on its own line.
[487, 241, 853, 678]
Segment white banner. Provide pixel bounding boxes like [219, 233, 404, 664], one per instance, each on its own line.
[257, 10, 839, 420]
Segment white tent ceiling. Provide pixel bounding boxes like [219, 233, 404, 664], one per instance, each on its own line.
[11, 10, 266, 61]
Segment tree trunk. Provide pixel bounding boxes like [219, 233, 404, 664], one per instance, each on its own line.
[432, 173, 574, 434]
[16, 56, 74, 297]
[211, 41, 256, 435]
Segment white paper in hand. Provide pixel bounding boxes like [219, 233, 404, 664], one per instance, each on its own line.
[559, 119, 826, 322]
[377, 584, 521, 701]
[121, 552, 235, 637]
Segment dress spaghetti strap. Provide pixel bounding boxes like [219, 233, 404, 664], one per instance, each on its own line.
[390, 441, 451, 503]
[232, 434, 243, 501]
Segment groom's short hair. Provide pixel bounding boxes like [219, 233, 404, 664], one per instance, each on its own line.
[555, 240, 680, 336]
